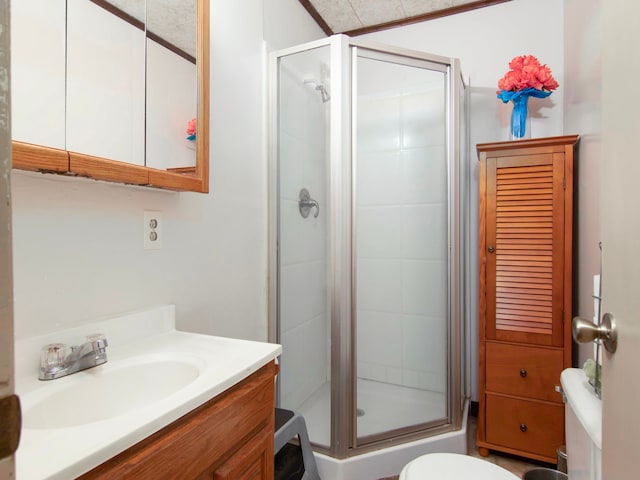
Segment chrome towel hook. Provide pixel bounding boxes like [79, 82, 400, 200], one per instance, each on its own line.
[298, 188, 319, 218]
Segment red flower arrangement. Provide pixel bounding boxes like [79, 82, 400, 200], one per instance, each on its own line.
[186, 118, 196, 141]
[497, 55, 559, 93]
[497, 55, 559, 139]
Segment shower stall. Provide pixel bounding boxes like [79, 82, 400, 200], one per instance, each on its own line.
[269, 35, 469, 473]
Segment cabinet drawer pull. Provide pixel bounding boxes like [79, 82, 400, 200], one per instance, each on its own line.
[520, 424, 527, 432]
[520, 369, 527, 378]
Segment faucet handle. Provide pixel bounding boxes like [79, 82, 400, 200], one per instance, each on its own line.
[40, 343, 71, 370]
[86, 333, 108, 351]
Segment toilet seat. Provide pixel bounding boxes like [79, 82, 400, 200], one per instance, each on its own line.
[400, 453, 519, 480]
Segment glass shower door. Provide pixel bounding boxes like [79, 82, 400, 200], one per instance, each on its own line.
[276, 45, 332, 449]
[354, 51, 449, 441]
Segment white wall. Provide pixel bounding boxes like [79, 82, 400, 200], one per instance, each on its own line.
[361, 0, 565, 401]
[563, 0, 602, 366]
[11, 0, 324, 341]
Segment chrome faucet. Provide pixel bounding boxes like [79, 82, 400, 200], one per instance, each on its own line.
[39, 333, 108, 380]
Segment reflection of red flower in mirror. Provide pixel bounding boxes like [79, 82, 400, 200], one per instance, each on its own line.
[186, 118, 197, 136]
[497, 55, 559, 93]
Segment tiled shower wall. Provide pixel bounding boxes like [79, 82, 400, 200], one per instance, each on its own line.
[278, 58, 330, 411]
[356, 82, 448, 394]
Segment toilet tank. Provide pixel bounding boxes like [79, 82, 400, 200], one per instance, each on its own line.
[560, 368, 602, 480]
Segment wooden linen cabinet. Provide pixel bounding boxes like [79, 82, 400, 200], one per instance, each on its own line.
[476, 135, 579, 463]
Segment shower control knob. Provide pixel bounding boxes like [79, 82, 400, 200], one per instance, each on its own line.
[520, 424, 527, 433]
[520, 369, 527, 378]
[488, 245, 495, 253]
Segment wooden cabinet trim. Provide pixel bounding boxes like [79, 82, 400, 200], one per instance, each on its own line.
[563, 144, 575, 368]
[70, 151, 150, 185]
[477, 157, 488, 446]
[477, 135, 580, 155]
[12, 141, 69, 173]
[148, 167, 206, 193]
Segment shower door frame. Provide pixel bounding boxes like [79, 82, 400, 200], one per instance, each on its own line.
[268, 35, 466, 459]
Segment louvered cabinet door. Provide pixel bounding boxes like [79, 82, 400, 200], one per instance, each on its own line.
[485, 153, 565, 346]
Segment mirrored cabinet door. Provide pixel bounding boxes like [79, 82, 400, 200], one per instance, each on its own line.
[66, 0, 146, 165]
[11, 0, 67, 170]
[145, 0, 197, 171]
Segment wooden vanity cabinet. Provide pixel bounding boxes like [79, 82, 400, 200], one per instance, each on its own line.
[476, 136, 578, 463]
[79, 361, 278, 480]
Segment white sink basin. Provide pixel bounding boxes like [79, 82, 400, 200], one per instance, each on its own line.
[23, 353, 204, 429]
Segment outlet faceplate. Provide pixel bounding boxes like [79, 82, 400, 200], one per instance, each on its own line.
[144, 211, 163, 250]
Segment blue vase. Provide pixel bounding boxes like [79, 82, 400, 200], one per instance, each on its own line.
[510, 94, 531, 140]
[498, 87, 552, 141]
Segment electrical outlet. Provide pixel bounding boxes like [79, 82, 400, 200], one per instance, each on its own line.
[144, 211, 163, 250]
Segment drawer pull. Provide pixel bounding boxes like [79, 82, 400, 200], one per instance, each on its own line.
[520, 424, 527, 432]
[520, 369, 527, 378]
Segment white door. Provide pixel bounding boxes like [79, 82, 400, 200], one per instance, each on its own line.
[0, 0, 18, 476]
[601, 2, 640, 479]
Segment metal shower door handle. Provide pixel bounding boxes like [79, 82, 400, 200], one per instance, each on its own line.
[299, 188, 319, 218]
[572, 313, 618, 353]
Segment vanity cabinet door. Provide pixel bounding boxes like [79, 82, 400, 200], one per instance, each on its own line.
[212, 427, 272, 480]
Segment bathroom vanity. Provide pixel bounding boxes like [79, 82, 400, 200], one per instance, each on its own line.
[79, 361, 277, 479]
[14, 306, 281, 479]
[476, 136, 578, 463]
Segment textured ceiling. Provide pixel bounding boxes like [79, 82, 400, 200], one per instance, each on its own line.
[300, 0, 511, 35]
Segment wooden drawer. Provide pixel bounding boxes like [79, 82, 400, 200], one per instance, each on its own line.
[486, 394, 564, 459]
[485, 342, 563, 402]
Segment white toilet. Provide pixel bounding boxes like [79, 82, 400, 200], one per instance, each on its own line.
[399, 452, 519, 479]
[400, 367, 601, 479]
[561, 367, 602, 480]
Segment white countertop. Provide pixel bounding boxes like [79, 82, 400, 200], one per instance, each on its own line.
[14, 305, 281, 480]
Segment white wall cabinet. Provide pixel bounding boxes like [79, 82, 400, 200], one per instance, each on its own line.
[11, 0, 201, 190]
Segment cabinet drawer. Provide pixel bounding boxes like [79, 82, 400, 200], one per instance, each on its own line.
[486, 394, 564, 459]
[486, 342, 563, 402]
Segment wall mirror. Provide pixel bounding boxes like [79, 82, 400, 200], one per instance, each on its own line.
[11, 0, 209, 193]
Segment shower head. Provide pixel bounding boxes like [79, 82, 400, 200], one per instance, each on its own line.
[304, 79, 331, 103]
